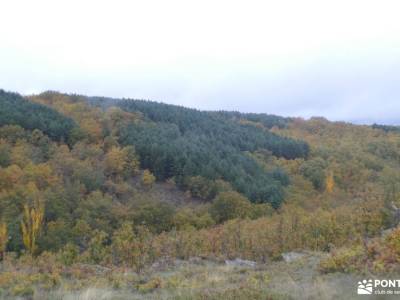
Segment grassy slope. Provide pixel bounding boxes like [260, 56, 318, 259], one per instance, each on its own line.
[1, 252, 383, 300]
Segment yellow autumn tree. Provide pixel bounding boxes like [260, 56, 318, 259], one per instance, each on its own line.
[325, 171, 335, 193]
[104, 146, 127, 176]
[21, 183, 45, 255]
[0, 222, 8, 260]
[141, 169, 155, 188]
[80, 119, 103, 142]
[104, 146, 139, 177]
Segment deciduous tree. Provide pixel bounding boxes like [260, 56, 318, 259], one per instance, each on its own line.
[0, 222, 8, 260]
[141, 169, 155, 188]
[21, 186, 44, 255]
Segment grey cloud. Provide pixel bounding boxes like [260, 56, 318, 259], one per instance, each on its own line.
[1, 48, 400, 125]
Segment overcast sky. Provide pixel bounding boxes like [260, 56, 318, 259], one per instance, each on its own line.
[1, 0, 400, 124]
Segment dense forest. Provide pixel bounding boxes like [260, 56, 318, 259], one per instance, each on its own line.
[0, 90, 76, 143]
[1, 90, 400, 298]
[115, 100, 309, 206]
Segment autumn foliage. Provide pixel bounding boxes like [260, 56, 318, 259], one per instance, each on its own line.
[0, 90, 399, 285]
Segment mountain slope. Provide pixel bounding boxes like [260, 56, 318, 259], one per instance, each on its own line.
[83, 97, 309, 206]
[0, 90, 77, 142]
[0, 90, 399, 299]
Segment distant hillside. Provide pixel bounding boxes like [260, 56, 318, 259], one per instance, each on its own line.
[0, 90, 77, 142]
[83, 97, 309, 206]
[372, 123, 400, 133]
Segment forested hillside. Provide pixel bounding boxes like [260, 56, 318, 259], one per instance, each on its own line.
[1, 90, 400, 299]
[115, 100, 309, 206]
[0, 90, 76, 143]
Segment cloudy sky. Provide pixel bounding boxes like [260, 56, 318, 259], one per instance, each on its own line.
[1, 0, 400, 124]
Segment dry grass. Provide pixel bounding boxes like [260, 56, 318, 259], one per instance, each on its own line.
[0, 252, 392, 299]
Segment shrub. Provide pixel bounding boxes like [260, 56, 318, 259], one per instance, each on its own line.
[319, 245, 365, 274]
[210, 191, 252, 223]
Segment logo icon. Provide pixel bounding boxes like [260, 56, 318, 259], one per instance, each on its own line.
[358, 279, 373, 295]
